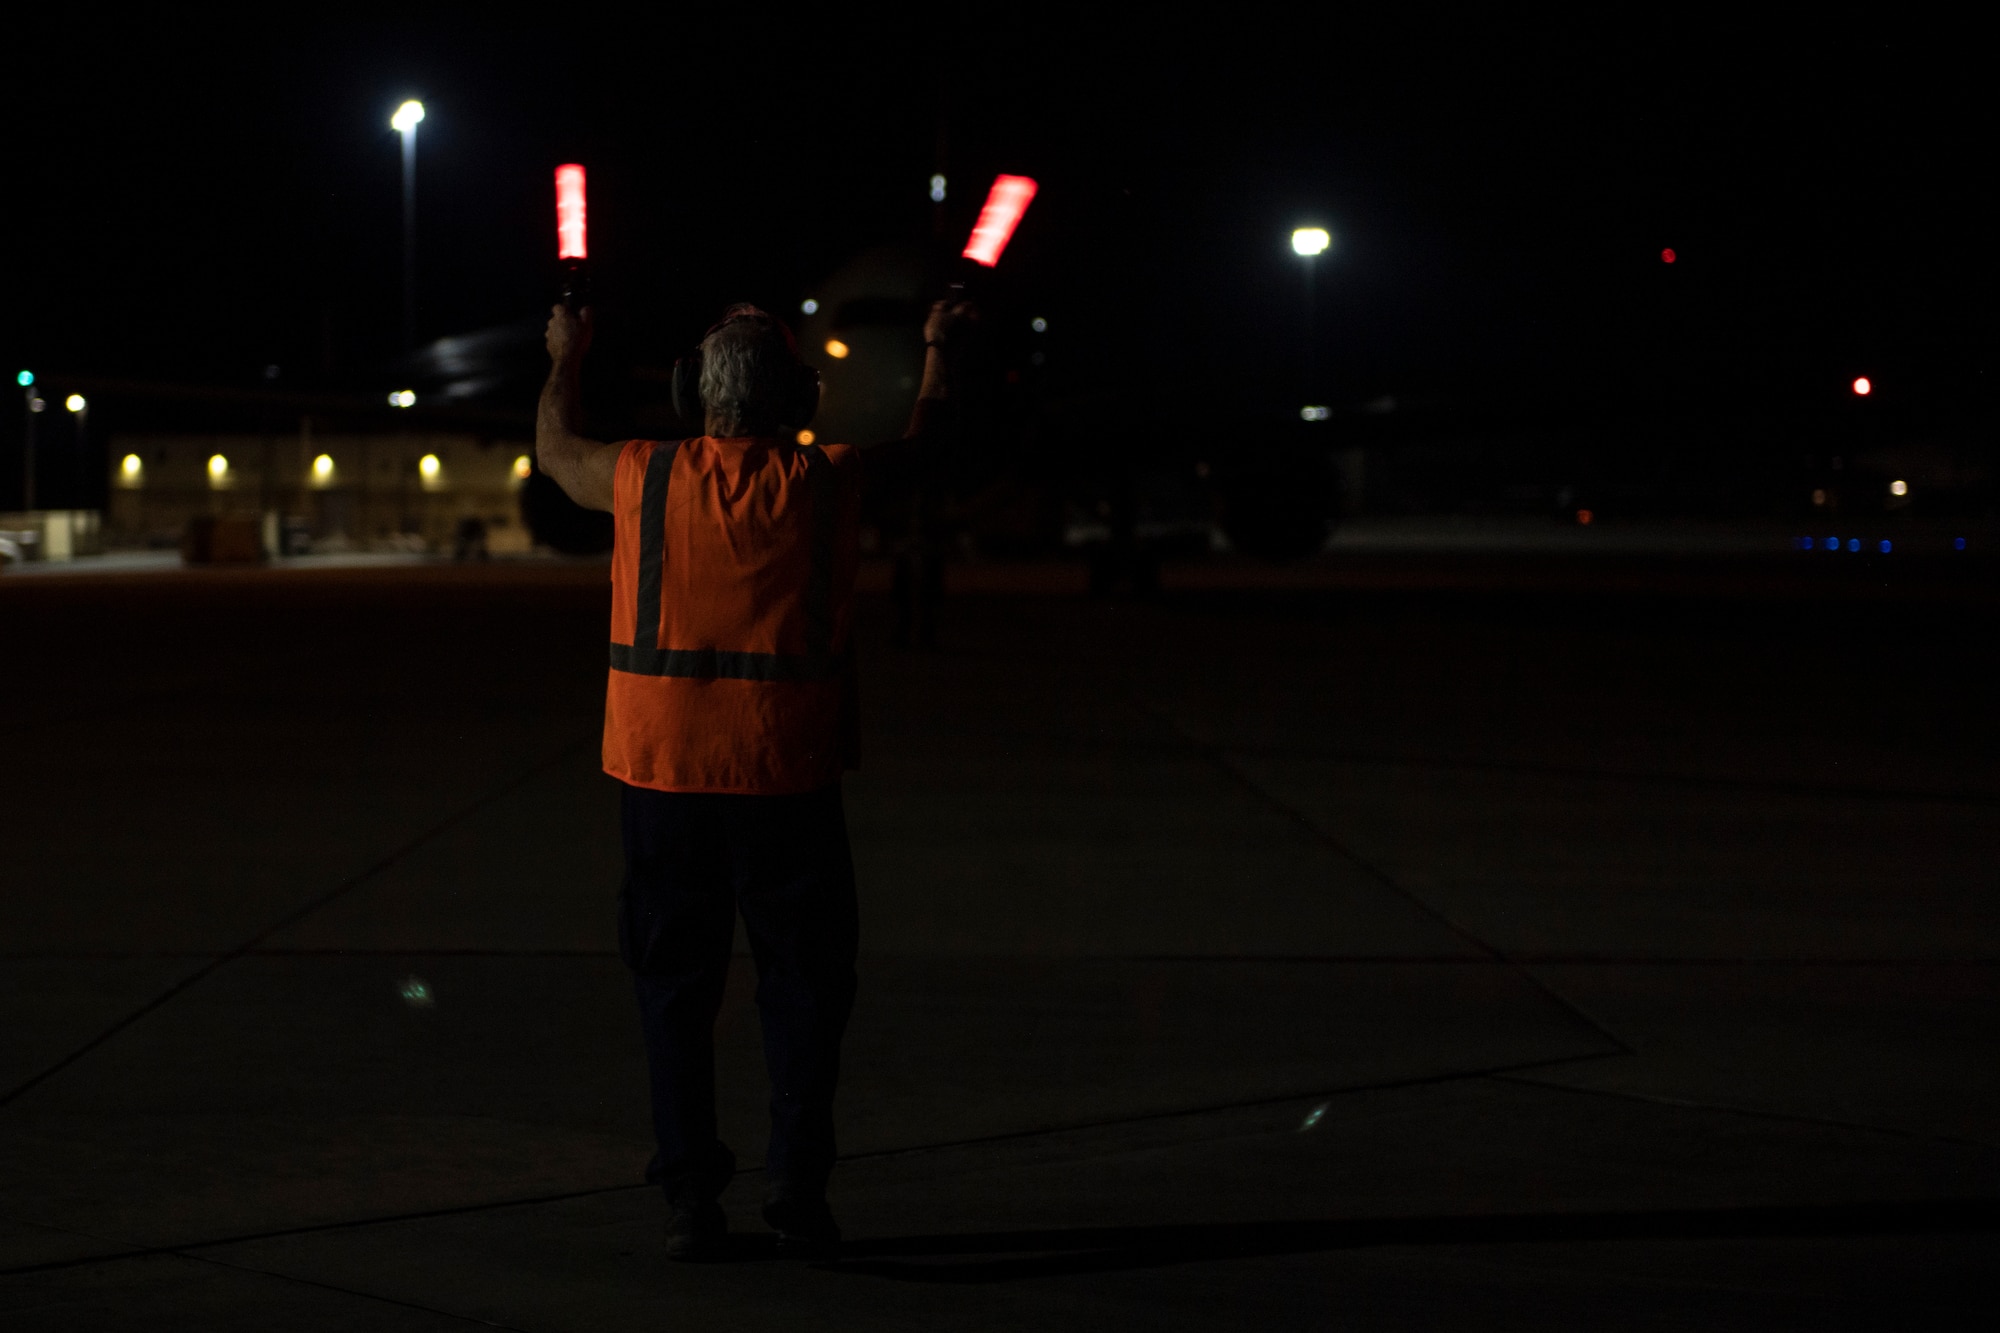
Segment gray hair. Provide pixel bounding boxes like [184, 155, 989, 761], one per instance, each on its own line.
[699, 305, 802, 433]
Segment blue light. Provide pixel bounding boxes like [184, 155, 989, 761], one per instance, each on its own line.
[1796, 536, 1812, 550]
[1955, 537, 1968, 551]
[1823, 537, 1839, 551]
[1846, 538, 1861, 552]
[1878, 539, 1892, 554]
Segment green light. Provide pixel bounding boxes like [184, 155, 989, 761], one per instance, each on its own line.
[15, 371, 31, 387]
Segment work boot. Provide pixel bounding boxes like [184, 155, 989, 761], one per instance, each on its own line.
[663, 1188, 728, 1262]
[658, 1142, 736, 1262]
[762, 1191, 841, 1260]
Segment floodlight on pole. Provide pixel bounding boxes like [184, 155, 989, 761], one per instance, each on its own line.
[66, 395, 89, 479]
[392, 100, 425, 350]
[19, 372, 36, 507]
[1291, 227, 1331, 409]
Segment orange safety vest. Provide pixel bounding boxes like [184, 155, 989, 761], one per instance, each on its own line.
[603, 436, 861, 794]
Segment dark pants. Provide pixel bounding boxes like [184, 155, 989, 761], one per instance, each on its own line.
[618, 781, 859, 1203]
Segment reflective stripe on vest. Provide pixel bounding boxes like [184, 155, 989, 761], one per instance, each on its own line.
[608, 439, 846, 681]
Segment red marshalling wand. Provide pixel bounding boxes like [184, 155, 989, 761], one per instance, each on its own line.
[556, 163, 589, 310]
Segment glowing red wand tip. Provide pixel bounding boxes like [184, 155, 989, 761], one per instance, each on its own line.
[962, 174, 1038, 268]
[556, 164, 587, 260]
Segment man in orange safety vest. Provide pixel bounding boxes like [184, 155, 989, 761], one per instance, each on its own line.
[537, 296, 964, 1261]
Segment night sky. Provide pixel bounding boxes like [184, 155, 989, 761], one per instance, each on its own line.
[5, 13, 1988, 427]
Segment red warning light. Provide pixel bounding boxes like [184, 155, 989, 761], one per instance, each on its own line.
[1660, 248, 1676, 264]
[962, 175, 1039, 268]
[556, 164, 587, 260]
[1852, 376, 1872, 396]
[1576, 509, 1594, 526]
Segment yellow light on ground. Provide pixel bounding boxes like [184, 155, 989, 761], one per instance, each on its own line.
[312, 454, 335, 481]
[65, 394, 86, 413]
[824, 339, 849, 359]
[513, 454, 532, 479]
[120, 454, 142, 480]
[1292, 227, 1331, 256]
[391, 100, 425, 133]
[796, 429, 816, 445]
[389, 389, 416, 408]
[208, 454, 229, 479]
[419, 453, 441, 479]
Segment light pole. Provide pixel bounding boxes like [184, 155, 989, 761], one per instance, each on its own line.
[391, 100, 425, 351]
[66, 395, 87, 506]
[1291, 227, 1330, 416]
[18, 369, 44, 509]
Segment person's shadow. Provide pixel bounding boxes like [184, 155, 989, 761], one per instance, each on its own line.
[820, 1196, 1999, 1282]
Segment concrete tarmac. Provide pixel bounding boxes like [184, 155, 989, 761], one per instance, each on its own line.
[2, 560, 1995, 1328]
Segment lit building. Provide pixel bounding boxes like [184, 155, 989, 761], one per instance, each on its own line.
[106, 428, 535, 554]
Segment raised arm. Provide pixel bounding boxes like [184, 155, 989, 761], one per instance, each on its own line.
[864, 299, 974, 453]
[537, 305, 619, 512]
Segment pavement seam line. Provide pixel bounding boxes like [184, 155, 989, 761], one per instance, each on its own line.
[1126, 696, 1636, 1056]
[0, 1049, 1625, 1278]
[174, 1249, 536, 1331]
[1207, 740, 2000, 808]
[832, 1049, 1626, 1166]
[1489, 1071, 2000, 1151]
[0, 733, 598, 1111]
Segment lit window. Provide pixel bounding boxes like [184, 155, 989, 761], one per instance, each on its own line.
[825, 340, 849, 359]
[208, 454, 229, 479]
[312, 454, 335, 482]
[120, 454, 143, 480]
[419, 453, 441, 479]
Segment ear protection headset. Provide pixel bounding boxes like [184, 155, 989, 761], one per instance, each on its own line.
[671, 307, 821, 433]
